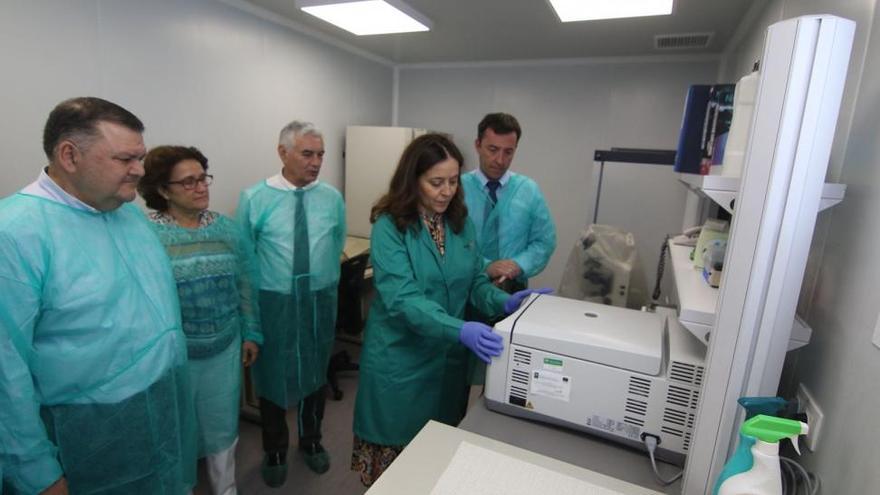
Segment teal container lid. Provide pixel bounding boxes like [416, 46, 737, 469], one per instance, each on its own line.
[737, 397, 787, 419]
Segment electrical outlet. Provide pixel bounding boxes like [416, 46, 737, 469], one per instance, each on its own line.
[797, 383, 823, 452]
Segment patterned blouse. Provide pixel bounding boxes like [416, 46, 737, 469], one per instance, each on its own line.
[149, 209, 218, 227]
[420, 210, 445, 256]
[147, 209, 262, 358]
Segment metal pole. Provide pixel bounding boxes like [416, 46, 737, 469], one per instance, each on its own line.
[592, 160, 605, 224]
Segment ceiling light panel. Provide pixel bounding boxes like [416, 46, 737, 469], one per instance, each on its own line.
[297, 0, 432, 36]
[547, 0, 674, 22]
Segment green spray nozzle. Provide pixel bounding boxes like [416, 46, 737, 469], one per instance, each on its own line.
[742, 414, 809, 454]
[737, 397, 788, 419]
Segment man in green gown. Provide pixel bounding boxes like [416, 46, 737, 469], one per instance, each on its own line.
[0, 97, 196, 494]
[237, 121, 345, 486]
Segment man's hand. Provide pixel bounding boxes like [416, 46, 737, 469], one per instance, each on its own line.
[242, 341, 260, 367]
[486, 259, 522, 285]
[41, 477, 68, 495]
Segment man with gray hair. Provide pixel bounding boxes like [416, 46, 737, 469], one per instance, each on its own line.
[236, 121, 345, 486]
[0, 97, 196, 494]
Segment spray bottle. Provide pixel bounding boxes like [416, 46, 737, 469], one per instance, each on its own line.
[714, 415, 808, 495]
[711, 396, 788, 494]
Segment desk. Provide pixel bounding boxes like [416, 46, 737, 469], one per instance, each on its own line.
[343, 235, 372, 278]
[459, 402, 682, 494]
[343, 235, 371, 259]
[367, 420, 664, 494]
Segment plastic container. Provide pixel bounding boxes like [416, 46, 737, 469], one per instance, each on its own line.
[721, 66, 760, 177]
[714, 415, 808, 495]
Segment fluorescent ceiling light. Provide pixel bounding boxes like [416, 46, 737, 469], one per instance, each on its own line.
[547, 0, 674, 22]
[296, 0, 432, 36]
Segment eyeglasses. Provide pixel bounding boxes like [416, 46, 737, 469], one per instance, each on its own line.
[166, 174, 213, 190]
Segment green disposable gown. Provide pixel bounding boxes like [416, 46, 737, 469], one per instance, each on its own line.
[0, 195, 196, 495]
[236, 180, 345, 409]
[352, 214, 508, 447]
[460, 171, 557, 284]
[149, 212, 263, 457]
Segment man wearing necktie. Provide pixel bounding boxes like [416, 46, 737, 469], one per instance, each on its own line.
[461, 113, 557, 294]
[236, 121, 345, 487]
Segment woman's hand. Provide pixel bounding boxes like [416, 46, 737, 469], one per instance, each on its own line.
[504, 288, 553, 314]
[40, 477, 68, 495]
[242, 341, 260, 367]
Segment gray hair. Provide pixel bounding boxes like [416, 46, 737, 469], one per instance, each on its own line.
[278, 120, 322, 150]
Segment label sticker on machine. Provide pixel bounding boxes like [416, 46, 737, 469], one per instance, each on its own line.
[542, 357, 563, 372]
[586, 414, 641, 441]
[529, 370, 571, 402]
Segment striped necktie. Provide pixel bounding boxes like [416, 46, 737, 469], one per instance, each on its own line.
[486, 180, 501, 204]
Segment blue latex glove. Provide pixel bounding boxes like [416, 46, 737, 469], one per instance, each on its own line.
[504, 287, 553, 315]
[459, 321, 504, 364]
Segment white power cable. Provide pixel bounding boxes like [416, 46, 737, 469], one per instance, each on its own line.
[642, 434, 683, 486]
[780, 456, 819, 495]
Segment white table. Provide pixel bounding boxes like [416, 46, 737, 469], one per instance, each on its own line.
[367, 420, 666, 495]
[458, 402, 682, 494]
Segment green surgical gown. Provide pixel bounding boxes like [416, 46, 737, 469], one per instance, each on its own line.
[461, 171, 557, 284]
[0, 195, 196, 495]
[236, 181, 345, 409]
[352, 214, 508, 447]
[149, 212, 262, 457]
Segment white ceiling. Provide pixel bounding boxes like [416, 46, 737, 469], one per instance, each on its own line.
[243, 0, 759, 64]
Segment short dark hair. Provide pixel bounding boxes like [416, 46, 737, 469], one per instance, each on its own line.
[477, 112, 521, 143]
[139, 145, 209, 211]
[370, 134, 468, 234]
[42, 97, 144, 159]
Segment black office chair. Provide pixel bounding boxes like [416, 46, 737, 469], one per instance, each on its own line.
[327, 251, 370, 400]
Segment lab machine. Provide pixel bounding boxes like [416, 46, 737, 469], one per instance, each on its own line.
[485, 294, 706, 465]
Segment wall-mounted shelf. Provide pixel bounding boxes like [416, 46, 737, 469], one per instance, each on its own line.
[668, 240, 812, 351]
[677, 173, 846, 214]
[668, 242, 716, 344]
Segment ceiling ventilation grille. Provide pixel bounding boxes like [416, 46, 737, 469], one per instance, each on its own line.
[655, 32, 714, 50]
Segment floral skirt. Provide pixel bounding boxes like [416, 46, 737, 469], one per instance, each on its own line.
[350, 435, 405, 486]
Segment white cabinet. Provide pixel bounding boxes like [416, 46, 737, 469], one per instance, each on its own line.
[344, 126, 427, 237]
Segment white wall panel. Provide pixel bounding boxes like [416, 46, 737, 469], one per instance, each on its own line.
[0, 0, 393, 215]
[397, 59, 718, 291]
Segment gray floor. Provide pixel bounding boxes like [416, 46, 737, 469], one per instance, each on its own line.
[193, 341, 368, 495]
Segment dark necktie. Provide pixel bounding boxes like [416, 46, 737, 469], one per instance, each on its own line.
[483, 180, 501, 260]
[293, 190, 310, 276]
[293, 189, 314, 332]
[486, 180, 501, 204]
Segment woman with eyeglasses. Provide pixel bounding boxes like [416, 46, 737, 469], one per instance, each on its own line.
[138, 145, 262, 495]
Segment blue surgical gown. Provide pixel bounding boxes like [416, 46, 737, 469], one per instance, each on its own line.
[461, 171, 557, 284]
[0, 194, 196, 495]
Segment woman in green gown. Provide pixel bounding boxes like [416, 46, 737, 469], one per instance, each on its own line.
[351, 134, 547, 486]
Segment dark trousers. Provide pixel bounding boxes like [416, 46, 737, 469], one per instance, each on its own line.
[259, 386, 327, 454]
